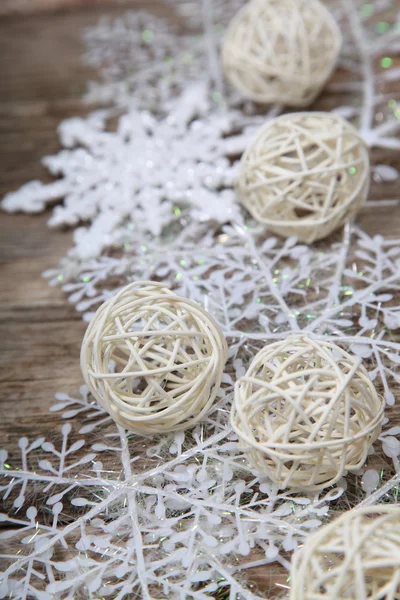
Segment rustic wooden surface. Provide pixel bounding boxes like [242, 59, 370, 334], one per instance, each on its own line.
[0, 3, 400, 598]
[0, 1, 172, 448]
[0, 0, 132, 17]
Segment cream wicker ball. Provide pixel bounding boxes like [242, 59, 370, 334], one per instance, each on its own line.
[231, 335, 383, 491]
[290, 505, 400, 600]
[81, 281, 228, 435]
[237, 112, 370, 243]
[221, 0, 341, 107]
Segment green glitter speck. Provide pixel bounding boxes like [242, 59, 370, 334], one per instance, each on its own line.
[381, 57, 393, 69]
[141, 29, 154, 43]
[212, 91, 222, 102]
[57, 275, 64, 282]
[360, 3, 373, 17]
[376, 21, 390, 34]
[349, 166, 357, 175]
[175, 272, 183, 281]
[182, 52, 193, 64]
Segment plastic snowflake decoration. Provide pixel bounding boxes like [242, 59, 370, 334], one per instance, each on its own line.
[0, 384, 343, 600]
[82, 1, 248, 108]
[329, 0, 400, 149]
[1, 0, 400, 598]
[2, 223, 400, 600]
[1, 83, 268, 260]
[82, 10, 208, 108]
[1, 331, 399, 599]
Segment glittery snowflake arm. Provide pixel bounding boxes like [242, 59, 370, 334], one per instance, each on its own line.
[2, 180, 68, 214]
[335, 0, 400, 149]
[0, 381, 350, 600]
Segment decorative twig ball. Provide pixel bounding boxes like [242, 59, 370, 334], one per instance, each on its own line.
[81, 281, 228, 435]
[237, 112, 370, 243]
[231, 335, 383, 491]
[290, 505, 400, 599]
[221, 0, 341, 107]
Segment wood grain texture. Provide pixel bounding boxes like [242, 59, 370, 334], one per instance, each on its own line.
[0, 3, 399, 598]
[0, 0, 140, 17]
[0, 1, 169, 449]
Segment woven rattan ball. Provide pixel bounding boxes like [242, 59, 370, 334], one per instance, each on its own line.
[221, 0, 341, 106]
[237, 112, 370, 243]
[291, 505, 400, 600]
[81, 281, 228, 435]
[231, 335, 383, 491]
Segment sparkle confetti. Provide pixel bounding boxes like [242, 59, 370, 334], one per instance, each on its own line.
[381, 57, 393, 69]
[359, 3, 373, 17]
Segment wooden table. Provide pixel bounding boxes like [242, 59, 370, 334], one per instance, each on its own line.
[0, 4, 164, 449]
[0, 3, 399, 597]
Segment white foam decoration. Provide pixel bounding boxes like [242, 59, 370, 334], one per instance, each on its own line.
[81, 281, 228, 435]
[0, 385, 347, 600]
[237, 112, 370, 242]
[2, 2, 400, 254]
[331, 0, 400, 150]
[82, 1, 248, 108]
[166, 0, 247, 30]
[374, 164, 399, 182]
[82, 10, 206, 108]
[2, 224, 400, 599]
[81, 0, 400, 152]
[290, 505, 400, 600]
[1, 0, 400, 598]
[2, 84, 268, 260]
[221, 0, 341, 106]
